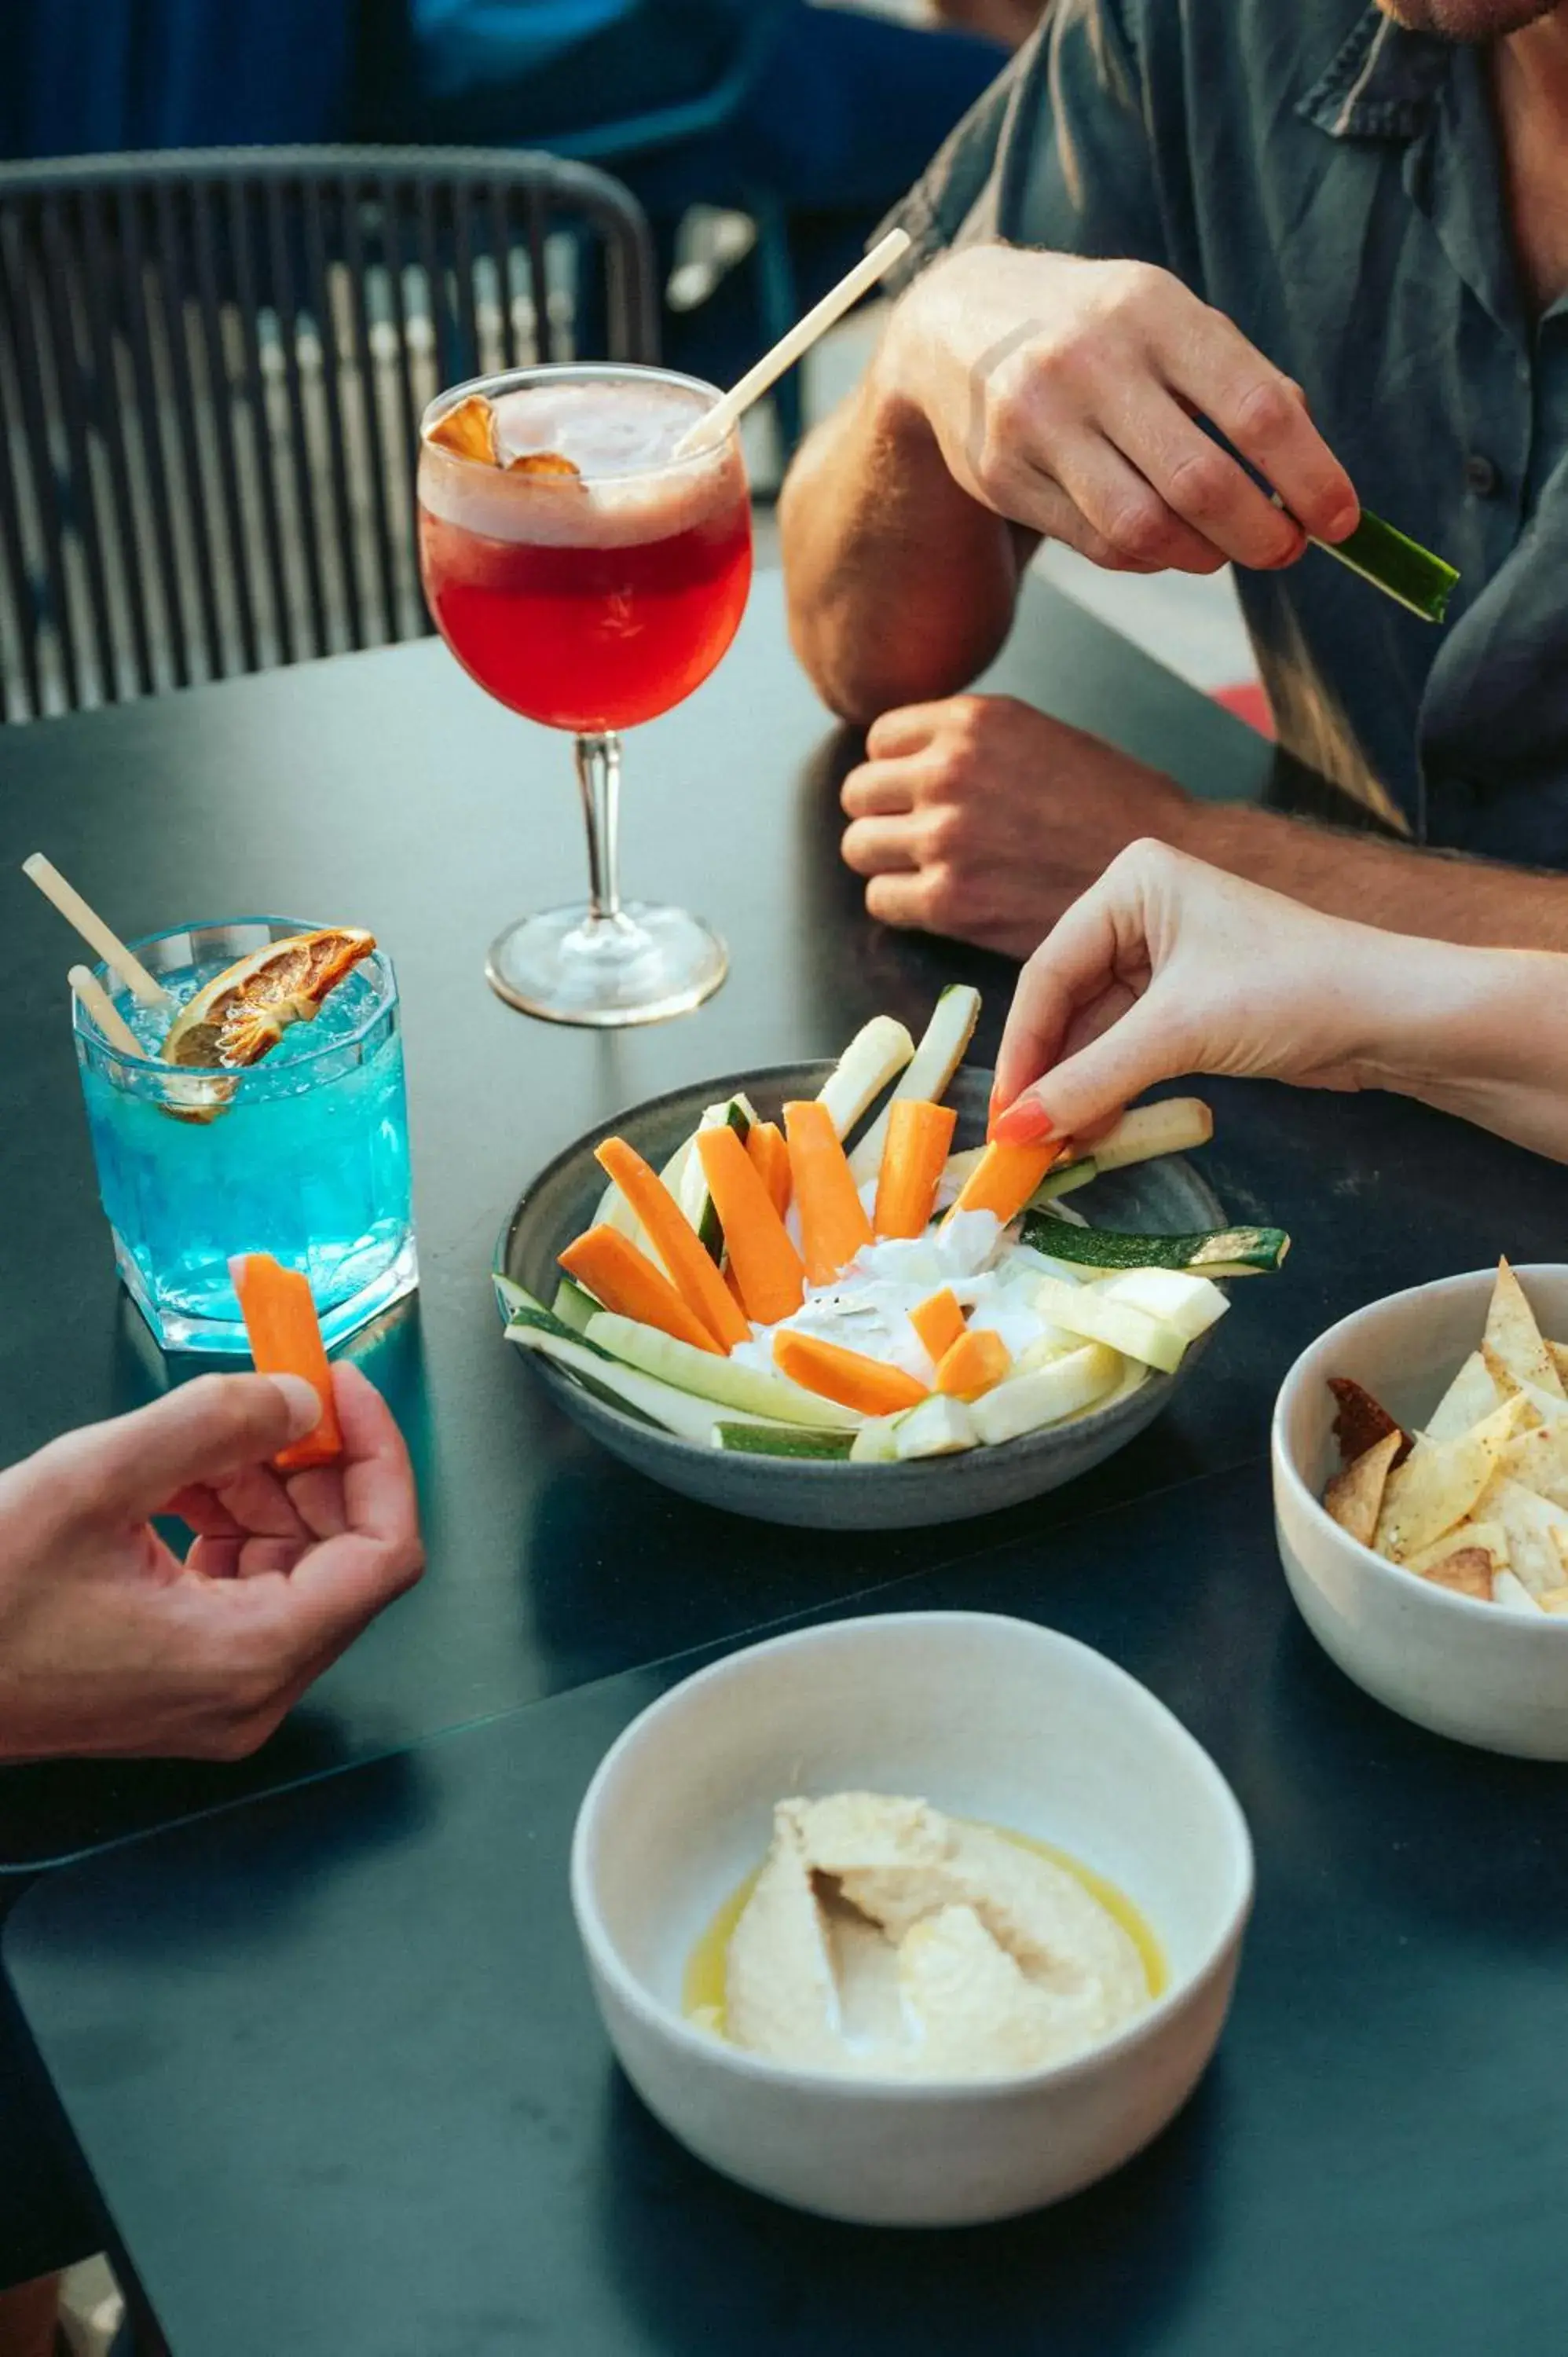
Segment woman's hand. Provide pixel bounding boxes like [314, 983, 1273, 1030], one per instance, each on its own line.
[0, 1365, 424, 1762]
[991, 840, 1434, 1144]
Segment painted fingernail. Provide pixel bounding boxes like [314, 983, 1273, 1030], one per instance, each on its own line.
[269, 1373, 324, 1439]
[993, 1099, 1054, 1146]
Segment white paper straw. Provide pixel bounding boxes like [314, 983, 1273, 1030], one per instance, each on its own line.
[69, 963, 146, 1057]
[677, 227, 913, 456]
[24, 852, 173, 1012]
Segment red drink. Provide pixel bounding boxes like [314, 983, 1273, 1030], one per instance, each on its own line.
[419, 379, 753, 734]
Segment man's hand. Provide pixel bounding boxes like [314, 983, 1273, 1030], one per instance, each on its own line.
[0, 1366, 424, 1763]
[885, 246, 1360, 574]
[840, 693, 1196, 955]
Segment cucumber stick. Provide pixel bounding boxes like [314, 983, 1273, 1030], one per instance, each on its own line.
[847, 986, 980, 1182]
[583, 1310, 862, 1430]
[1089, 1098, 1213, 1172]
[714, 1424, 857, 1461]
[971, 1342, 1122, 1445]
[1018, 1214, 1289, 1274]
[817, 1015, 914, 1139]
[676, 1094, 757, 1263]
[1031, 1276, 1188, 1375]
[551, 1277, 598, 1333]
[507, 1320, 781, 1446]
[893, 1394, 976, 1459]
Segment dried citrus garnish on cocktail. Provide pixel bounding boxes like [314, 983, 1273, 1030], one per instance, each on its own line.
[428, 392, 500, 465]
[507, 450, 581, 478]
[163, 929, 376, 1069]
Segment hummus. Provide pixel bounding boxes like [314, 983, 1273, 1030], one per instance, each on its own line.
[720, 1793, 1151, 2080]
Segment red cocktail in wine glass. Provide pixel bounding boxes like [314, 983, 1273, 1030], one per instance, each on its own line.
[418, 364, 753, 1025]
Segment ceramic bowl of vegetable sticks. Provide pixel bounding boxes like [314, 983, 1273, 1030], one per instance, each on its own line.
[497, 1061, 1228, 1530]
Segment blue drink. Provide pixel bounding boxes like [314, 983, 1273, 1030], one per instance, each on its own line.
[74, 917, 416, 1353]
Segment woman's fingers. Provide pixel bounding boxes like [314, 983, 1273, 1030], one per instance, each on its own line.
[1000, 984, 1200, 1144]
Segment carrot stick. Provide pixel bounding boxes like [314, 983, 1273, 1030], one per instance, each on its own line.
[559, 1225, 720, 1354]
[944, 1138, 1064, 1227]
[230, 1253, 343, 1472]
[910, 1287, 965, 1364]
[746, 1120, 792, 1219]
[873, 1099, 958, 1240]
[935, 1327, 1011, 1401]
[772, 1330, 929, 1416]
[783, 1099, 874, 1284]
[696, 1127, 806, 1324]
[595, 1135, 749, 1351]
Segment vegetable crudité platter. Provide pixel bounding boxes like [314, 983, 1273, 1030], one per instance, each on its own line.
[494, 990, 1288, 1527]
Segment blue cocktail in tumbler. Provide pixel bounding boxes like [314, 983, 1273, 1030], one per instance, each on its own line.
[74, 916, 416, 1353]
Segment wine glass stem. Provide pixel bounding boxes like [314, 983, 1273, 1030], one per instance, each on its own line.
[575, 731, 625, 927]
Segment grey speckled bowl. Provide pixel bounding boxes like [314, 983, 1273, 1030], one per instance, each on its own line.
[496, 1065, 1226, 1530]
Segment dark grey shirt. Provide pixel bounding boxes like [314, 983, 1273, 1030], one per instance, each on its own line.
[889, 0, 1568, 864]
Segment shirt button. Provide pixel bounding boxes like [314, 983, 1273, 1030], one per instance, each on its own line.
[1464, 453, 1501, 498]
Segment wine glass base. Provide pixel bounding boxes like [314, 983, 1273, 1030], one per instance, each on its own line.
[485, 902, 729, 1028]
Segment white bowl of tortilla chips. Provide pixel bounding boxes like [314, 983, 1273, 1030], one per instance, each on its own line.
[1273, 1261, 1568, 1758]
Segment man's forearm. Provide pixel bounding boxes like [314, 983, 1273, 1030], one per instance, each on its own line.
[779, 356, 1024, 724]
[1181, 800, 1568, 951]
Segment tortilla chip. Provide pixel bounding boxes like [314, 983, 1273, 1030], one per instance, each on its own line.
[1423, 1351, 1502, 1445]
[1483, 1258, 1563, 1400]
[1549, 1341, 1568, 1387]
[1493, 1569, 1541, 1614]
[1324, 1428, 1402, 1546]
[1405, 1520, 1509, 1578]
[1537, 1586, 1568, 1616]
[1328, 1376, 1411, 1468]
[1469, 1475, 1568, 1597]
[1417, 1547, 1493, 1602]
[1373, 1402, 1519, 1562]
[1499, 1420, 1568, 1509]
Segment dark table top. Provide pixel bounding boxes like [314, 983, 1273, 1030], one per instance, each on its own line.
[2, 572, 1566, 1879]
[0, 567, 1286, 1875]
[13, 1459, 1568, 2357]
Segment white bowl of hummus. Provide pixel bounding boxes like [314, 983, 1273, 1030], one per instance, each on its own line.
[1273, 1263, 1568, 1757]
[570, 1611, 1253, 2226]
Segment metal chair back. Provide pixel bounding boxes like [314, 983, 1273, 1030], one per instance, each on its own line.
[0, 146, 659, 720]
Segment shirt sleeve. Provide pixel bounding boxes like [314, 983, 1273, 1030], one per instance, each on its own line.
[879, 0, 1170, 290]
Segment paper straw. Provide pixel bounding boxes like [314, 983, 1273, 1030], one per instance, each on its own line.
[678, 227, 913, 456]
[24, 852, 173, 1011]
[69, 963, 146, 1057]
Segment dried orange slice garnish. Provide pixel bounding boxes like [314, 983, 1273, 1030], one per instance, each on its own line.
[163, 929, 376, 1069]
[428, 392, 500, 466]
[507, 449, 581, 478]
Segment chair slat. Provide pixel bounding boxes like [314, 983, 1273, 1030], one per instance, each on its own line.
[114, 180, 190, 691]
[152, 178, 225, 680]
[225, 176, 295, 669]
[36, 197, 118, 702]
[190, 181, 260, 674]
[339, 171, 398, 648]
[80, 186, 156, 698]
[302, 178, 365, 651]
[0, 208, 81, 709]
[264, 174, 330, 662]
